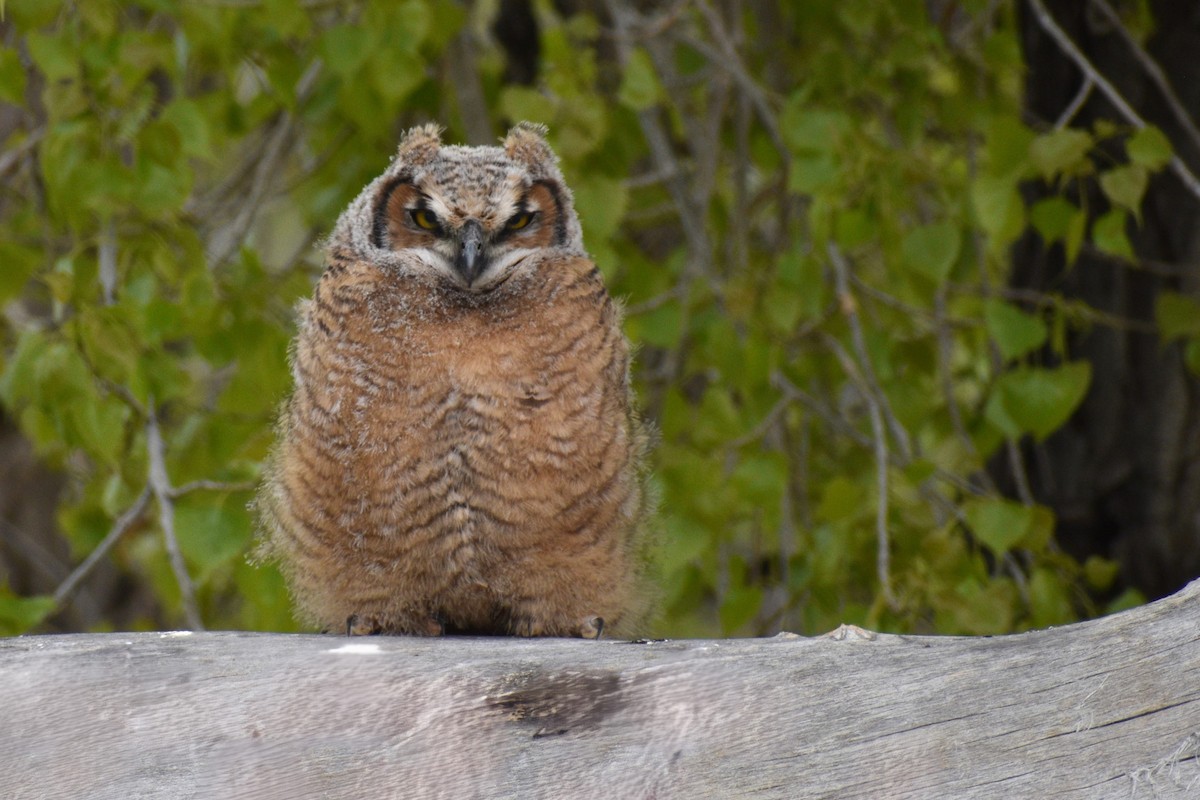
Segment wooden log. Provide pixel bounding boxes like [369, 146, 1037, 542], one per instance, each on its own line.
[2, 578, 1198, 799]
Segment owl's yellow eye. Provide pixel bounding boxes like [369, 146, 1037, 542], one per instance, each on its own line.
[410, 209, 440, 231]
[506, 211, 534, 231]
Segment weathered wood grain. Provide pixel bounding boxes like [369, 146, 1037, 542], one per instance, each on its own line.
[2, 579, 1198, 799]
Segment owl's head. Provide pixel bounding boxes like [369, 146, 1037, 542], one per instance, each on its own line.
[332, 122, 584, 293]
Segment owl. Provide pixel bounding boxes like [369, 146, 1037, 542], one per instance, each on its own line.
[256, 123, 653, 639]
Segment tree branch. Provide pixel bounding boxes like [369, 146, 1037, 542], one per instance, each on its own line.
[51, 487, 152, 611]
[817, 331, 897, 609]
[1089, 0, 1200, 157]
[204, 59, 323, 270]
[146, 401, 205, 631]
[1026, 0, 1200, 200]
[827, 243, 914, 462]
[8, 579, 1198, 798]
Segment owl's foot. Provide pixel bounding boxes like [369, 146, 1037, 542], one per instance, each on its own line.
[577, 615, 605, 640]
[345, 613, 380, 636]
[345, 613, 444, 636]
[508, 613, 606, 638]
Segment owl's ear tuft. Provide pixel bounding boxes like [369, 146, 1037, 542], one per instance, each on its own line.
[504, 122, 557, 170]
[396, 123, 443, 166]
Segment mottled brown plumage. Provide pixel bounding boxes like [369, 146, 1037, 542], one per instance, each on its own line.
[257, 123, 652, 638]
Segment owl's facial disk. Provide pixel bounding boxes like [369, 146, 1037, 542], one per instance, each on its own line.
[376, 176, 564, 293]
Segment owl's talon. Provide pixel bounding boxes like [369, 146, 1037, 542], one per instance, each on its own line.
[578, 616, 605, 640]
[346, 613, 381, 636]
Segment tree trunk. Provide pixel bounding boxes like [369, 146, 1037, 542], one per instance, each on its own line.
[3, 578, 1197, 799]
[1011, 0, 1200, 601]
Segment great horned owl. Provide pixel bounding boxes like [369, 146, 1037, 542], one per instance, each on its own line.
[257, 123, 653, 639]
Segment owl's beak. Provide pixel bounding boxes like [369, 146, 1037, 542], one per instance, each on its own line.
[454, 219, 487, 286]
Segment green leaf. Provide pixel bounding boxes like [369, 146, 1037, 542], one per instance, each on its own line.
[176, 499, 253, 582]
[26, 31, 77, 82]
[0, 591, 56, 636]
[730, 453, 787, 510]
[984, 299, 1048, 360]
[1126, 125, 1172, 171]
[160, 99, 213, 160]
[1064, 206, 1087, 264]
[1105, 588, 1147, 615]
[788, 153, 839, 194]
[617, 48, 662, 111]
[0, 241, 40, 300]
[1091, 209, 1133, 260]
[964, 497, 1032, 556]
[971, 175, 1025, 249]
[763, 288, 804, 334]
[1029, 128, 1092, 179]
[658, 513, 710, 579]
[1028, 568, 1075, 627]
[781, 107, 849, 155]
[500, 86, 557, 126]
[1154, 291, 1200, 342]
[901, 221, 961, 282]
[984, 115, 1035, 178]
[834, 209, 874, 248]
[320, 25, 371, 77]
[1099, 164, 1148, 219]
[719, 583, 763, 634]
[1186, 340, 1200, 376]
[939, 578, 1018, 635]
[0, 329, 52, 409]
[573, 176, 628, 243]
[0, 46, 26, 104]
[816, 476, 867, 523]
[1083, 555, 1120, 591]
[985, 362, 1092, 441]
[393, 0, 432, 52]
[628, 301, 682, 349]
[1029, 196, 1077, 243]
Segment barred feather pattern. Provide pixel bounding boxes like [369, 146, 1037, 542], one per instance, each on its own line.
[258, 245, 652, 637]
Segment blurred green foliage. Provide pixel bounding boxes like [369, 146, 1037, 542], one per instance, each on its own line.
[0, 0, 1164, 638]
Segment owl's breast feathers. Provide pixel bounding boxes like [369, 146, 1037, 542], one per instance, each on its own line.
[264, 250, 649, 635]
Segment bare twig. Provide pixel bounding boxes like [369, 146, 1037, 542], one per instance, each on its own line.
[146, 401, 205, 631]
[950, 282, 1158, 333]
[625, 166, 685, 190]
[690, 0, 789, 164]
[935, 288, 997, 493]
[606, 0, 712, 277]
[850, 273, 973, 329]
[827, 243, 914, 462]
[727, 394, 791, 450]
[818, 333, 897, 610]
[205, 59, 322, 270]
[676, 32, 790, 166]
[0, 128, 45, 177]
[772, 371, 982, 499]
[1089, 0, 1200, 156]
[1026, 0, 1200, 200]
[623, 286, 684, 316]
[52, 487, 153, 610]
[1054, 74, 1093, 130]
[98, 219, 117, 305]
[0, 517, 67, 588]
[170, 479, 257, 499]
[771, 371, 873, 451]
[1005, 439, 1036, 506]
